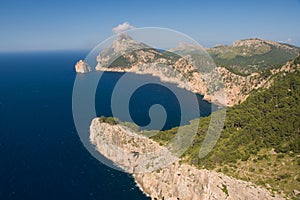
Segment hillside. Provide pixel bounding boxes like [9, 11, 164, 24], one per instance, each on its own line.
[208, 38, 300, 75]
[150, 56, 300, 199]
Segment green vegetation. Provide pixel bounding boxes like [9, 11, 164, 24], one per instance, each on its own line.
[107, 48, 181, 69]
[208, 44, 300, 75]
[292, 53, 300, 65]
[106, 39, 299, 77]
[101, 36, 300, 82]
[109, 55, 132, 68]
[97, 116, 142, 132]
[98, 116, 118, 125]
[214, 149, 300, 198]
[151, 63, 300, 198]
[221, 184, 229, 197]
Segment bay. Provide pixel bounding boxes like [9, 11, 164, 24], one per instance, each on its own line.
[0, 51, 215, 200]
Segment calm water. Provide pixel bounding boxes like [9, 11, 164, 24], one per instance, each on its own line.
[0, 51, 214, 200]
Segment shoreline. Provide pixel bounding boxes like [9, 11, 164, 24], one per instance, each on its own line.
[94, 66, 226, 106]
[133, 177, 151, 198]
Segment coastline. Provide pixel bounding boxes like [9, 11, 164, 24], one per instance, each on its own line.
[94, 65, 273, 107]
[94, 66, 220, 105]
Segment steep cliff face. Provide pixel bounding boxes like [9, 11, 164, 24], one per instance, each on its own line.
[216, 67, 272, 106]
[134, 163, 284, 200]
[75, 60, 92, 73]
[89, 119, 284, 200]
[214, 55, 300, 106]
[89, 118, 178, 173]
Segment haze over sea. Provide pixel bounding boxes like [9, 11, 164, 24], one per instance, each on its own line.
[0, 51, 214, 199]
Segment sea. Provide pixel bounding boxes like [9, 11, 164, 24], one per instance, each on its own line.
[0, 50, 215, 200]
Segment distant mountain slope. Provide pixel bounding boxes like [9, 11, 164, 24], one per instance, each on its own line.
[208, 38, 300, 75]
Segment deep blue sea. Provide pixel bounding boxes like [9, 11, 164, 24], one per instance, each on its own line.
[0, 51, 214, 200]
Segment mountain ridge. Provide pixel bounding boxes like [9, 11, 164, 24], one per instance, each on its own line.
[208, 38, 300, 75]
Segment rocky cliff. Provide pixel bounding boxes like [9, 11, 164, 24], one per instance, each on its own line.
[89, 118, 178, 173]
[89, 119, 284, 200]
[75, 59, 92, 73]
[95, 62, 273, 106]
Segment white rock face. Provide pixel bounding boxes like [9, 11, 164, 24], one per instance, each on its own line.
[75, 60, 92, 73]
[89, 118, 178, 173]
[134, 163, 284, 200]
[233, 38, 298, 52]
[89, 119, 284, 200]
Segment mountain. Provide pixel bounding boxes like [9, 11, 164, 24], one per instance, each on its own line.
[94, 34, 300, 106]
[208, 38, 300, 75]
[96, 33, 150, 70]
[96, 33, 180, 70]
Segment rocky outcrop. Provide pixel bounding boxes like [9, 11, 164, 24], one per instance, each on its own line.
[89, 118, 178, 173]
[272, 54, 300, 74]
[89, 119, 284, 200]
[75, 60, 92, 73]
[134, 163, 284, 200]
[217, 67, 272, 106]
[219, 56, 300, 105]
[233, 38, 298, 53]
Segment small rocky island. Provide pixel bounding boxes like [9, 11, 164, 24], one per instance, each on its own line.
[75, 59, 91, 73]
[89, 118, 284, 200]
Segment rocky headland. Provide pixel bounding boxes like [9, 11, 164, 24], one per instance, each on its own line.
[89, 118, 284, 200]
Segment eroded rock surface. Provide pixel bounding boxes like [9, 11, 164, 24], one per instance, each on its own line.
[75, 59, 91, 73]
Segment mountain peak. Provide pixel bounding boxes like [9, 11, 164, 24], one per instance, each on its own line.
[232, 38, 298, 52]
[111, 33, 148, 54]
[115, 33, 134, 42]
[233, 38, 274, 47]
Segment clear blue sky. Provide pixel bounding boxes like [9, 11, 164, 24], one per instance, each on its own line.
[1, 0, 300, 52]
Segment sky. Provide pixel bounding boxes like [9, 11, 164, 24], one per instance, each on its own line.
[1, 0, 300, 52]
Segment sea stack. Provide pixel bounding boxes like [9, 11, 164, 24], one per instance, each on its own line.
[75, 60, 92, 73]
